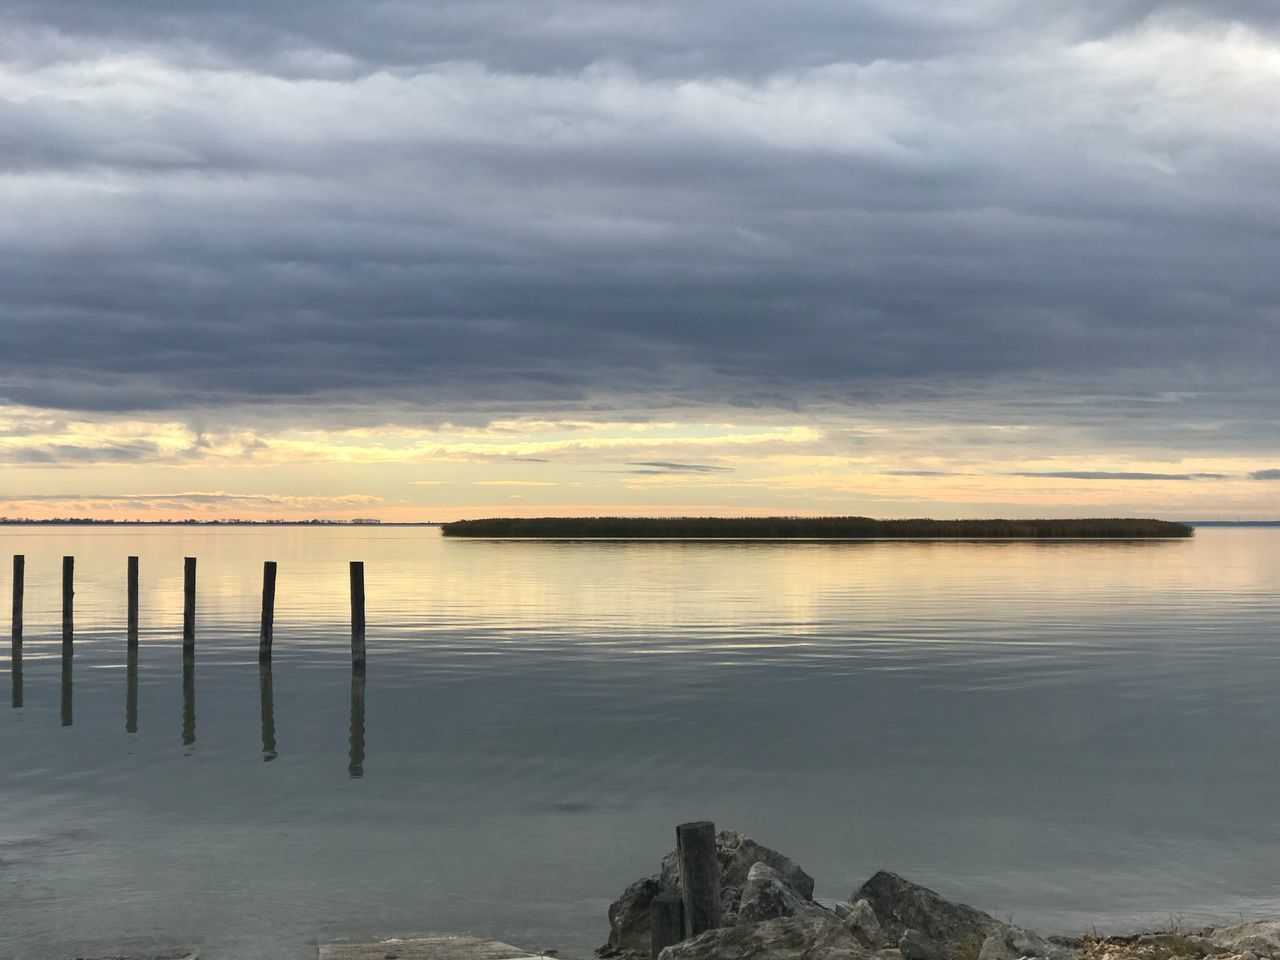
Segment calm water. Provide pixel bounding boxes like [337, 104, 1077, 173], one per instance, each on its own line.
[1, 526, 1278, 960]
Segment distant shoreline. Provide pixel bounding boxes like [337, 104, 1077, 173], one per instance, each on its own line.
[441, 517, 1195, 539]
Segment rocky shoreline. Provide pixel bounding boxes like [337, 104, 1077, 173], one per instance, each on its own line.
[596, 829, 1280, 960]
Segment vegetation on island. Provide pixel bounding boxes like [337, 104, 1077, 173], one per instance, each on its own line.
[440, 517, 1194, 539]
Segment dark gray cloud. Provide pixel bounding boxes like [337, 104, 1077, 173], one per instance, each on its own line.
[625, 461, 734, 475]
[1250, 469, 1280, 480]
[6, 2, 1278, 77]
[0, 0, 1277, 455]
[6, 442, 164, 465]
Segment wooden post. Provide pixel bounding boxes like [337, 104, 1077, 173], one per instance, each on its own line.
[11, 555, 23, 643]
[61, 556, 74, 644]
[676, 821, 721, 938]
[651, 891, 685, 959]
[127, 556, 139, 647]
[259, 561, 277, 661]
[349, 561, 366, 668]
[182, 557, 196, 649]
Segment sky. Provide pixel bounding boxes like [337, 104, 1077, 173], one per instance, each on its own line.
[1, 1, 1278, 521]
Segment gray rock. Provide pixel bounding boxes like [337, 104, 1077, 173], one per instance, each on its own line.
[979, 925, 1078, 960]
[599, 876, 663, 959]
[319, 939, 550, 960]
[657, 916, 868, 960]
[845, 900, 887, 949]
[1182, 935, 1218, 957]
[850, 872, 1000, 947]
[1211, 923, 1280, 958]
[600, 831, 817, 958]
[739, 863, 833, 924]
[900, 930, 945, 960]
[661, 831, 817, 921]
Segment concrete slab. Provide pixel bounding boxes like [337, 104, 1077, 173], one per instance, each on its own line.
[318, 936, 555, 960]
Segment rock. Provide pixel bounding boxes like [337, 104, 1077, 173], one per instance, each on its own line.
[318, 938, 551, 960]
[850, 872, 1000, 946]
[980, 925, 1078, 960]
[660, 830, 817, 921]
[739, 863, 834, 924]
[1182, 935, 1218, 957]
[599, 876, 663, 959]
[900, 930, 946, 960]
[600, 830, 819, 957]
[1212, 923, 1280, 958]
[845, 900, 887, 949]
[657, 916, 868, 960]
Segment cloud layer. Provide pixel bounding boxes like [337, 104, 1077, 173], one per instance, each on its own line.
[0, 2, 1277, 517]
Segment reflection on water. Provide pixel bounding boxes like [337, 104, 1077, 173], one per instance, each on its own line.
[126, 649, 138, 734]
[59, 642, 72, 727]
[10, 639, 21, 708]
[259, 661, 277, 762]
[348, 667, 365, 779]
[1, 526, 1279, 960]
[181, 651, 195, 749]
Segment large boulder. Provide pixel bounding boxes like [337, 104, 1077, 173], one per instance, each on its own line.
[599, 876, 664, 958]
[901, 930, 946, 960]
[843, 900, 888, 949]
[979, 925, 1079, 960]
[739, 863, 833, 924]
[850, 872, 1000, 947]
[1211, 922, 1280, 958]
[661, 831, 816, 920]
[658, 916, 868, 960]
[599, 832, 816, 960]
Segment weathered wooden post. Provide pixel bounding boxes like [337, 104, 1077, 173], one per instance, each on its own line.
[182, 557, 196, 649]
[349, 561, 366, 668]
[259, 661, 277, 761]
[61, 556, 74, 643]
[11, 555, 23, 643]
[348, 665, 366, 778]
[126, 648, 138, 734]
[127, 556, 139, 647]
[676, 821, 721, 938]
[259, 561, 277, 661]
[651, 891, 685, 959]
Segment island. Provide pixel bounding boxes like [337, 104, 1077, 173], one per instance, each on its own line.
[440, 517, 1194, 539]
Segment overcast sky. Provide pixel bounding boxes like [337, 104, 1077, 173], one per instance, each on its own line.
[1, 1, 1277, 519]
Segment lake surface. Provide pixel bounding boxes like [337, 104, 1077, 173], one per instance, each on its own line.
[1, 526, 1278, 960]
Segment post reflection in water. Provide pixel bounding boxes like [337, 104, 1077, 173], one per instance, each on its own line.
[126, 648, 138, 734]
[10, 642, 21, 709]
[182, 651, 195, 748]
[259, 661, 277, 761]
[348, 666, 365, 779]
[60, 643, 73, 727]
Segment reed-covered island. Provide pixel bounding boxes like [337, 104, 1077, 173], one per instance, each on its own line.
[441, 517, 1194, 538]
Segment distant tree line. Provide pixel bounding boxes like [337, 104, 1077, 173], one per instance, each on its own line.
[441, 516, 1194, 539]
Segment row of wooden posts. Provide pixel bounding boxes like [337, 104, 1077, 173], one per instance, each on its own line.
[10, 555, 369, 666]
